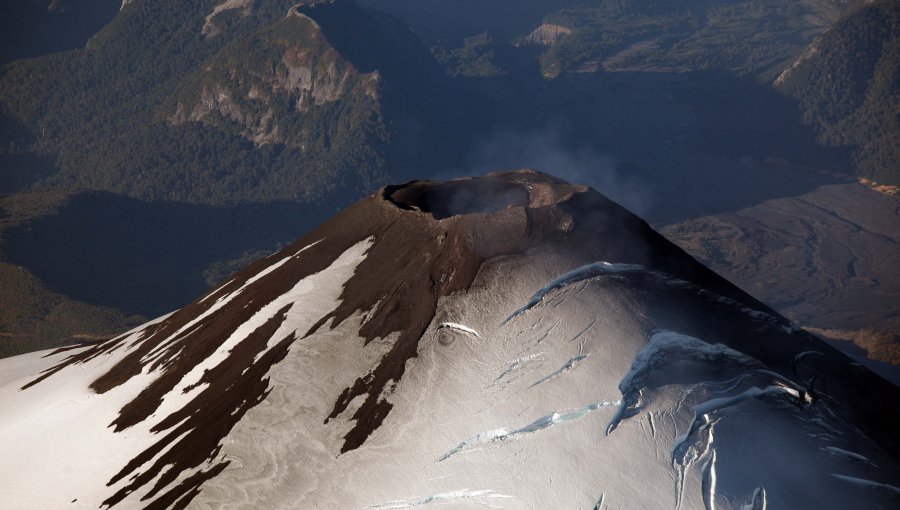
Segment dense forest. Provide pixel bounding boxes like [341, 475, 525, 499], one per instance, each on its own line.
[776, 0, 900, 186]
[0, 0, 407, 205]
[0, 0, 448, 355]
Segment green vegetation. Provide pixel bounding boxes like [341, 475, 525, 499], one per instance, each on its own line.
[358, 0, 586, 44]
[0, 261, 144, 359]
[0, 0, 391, 205]
[776, 0, 900, 186]
[536, 0, 839, 79]
[432, 33, 506, 77]
[0, 0, 440, 358]
[203, 247, 281, 288]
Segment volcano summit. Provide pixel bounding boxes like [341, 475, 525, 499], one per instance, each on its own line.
[1, 171, 898, 509]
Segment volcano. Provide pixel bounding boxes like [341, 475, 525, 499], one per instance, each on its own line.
[1, 170, 898, 509]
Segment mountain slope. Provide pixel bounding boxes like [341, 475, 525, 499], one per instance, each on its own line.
[363, 0, 849, 79]
[775, 0, 900, 186]
[661, 181, 900, 382]
[0, 0, 444, 204]
[0, 171, 897, 509]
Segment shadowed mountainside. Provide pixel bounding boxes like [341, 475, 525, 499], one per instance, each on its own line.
[775, 0, 900, 187]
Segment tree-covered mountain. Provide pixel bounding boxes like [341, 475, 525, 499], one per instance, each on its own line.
[775, 0, 900, 186]
[0, 0, 871, 209]
[0, 0, 456, 204]
[365, 0, 895, 190]
[527, 0, 848, 80]
[363, 0, 850, 77]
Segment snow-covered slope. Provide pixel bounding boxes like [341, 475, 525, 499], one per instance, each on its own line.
[1, 170, 898, 509]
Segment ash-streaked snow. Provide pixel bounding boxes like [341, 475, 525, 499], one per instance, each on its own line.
[0, 239, 372, 509]
[189, 251, 899, 509]
[528, 353, 589, 388]
[367, 489, 513, 509]
[436, 322, 480, 337]
[2, 173, 898, 509]
[437, 400, 620, 462]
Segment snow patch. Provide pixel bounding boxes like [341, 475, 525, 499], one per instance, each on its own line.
[529, 353, 589, 388]
[503, 262, 644, 324]
[830, 474, 900, 496]
[438, 401, 619, 462]
[505, 262, 777, 327]
[202, 0, 253, 37]
[0, 347, 167, 507]
[367, 489, 512, 509]
[139, 240, 321, 365]
[741, 487, 767, 510]
[607, 330, 761, 435]
[151, 238, 371, 425]
[701, 449, 717, 510]
[822, 446, 877, 467]
[436, 322, 480, 337]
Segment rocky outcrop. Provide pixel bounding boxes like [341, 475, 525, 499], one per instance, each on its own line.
[201, 0, 254, 38]
[522, 23, 572, 46]
[169, 7, 381, 148]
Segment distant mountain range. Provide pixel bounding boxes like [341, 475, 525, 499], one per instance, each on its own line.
[0, 0, 897, 360]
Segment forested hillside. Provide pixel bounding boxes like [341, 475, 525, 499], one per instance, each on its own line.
[776, 0, 900, 186]
[0, 0, 450, 204]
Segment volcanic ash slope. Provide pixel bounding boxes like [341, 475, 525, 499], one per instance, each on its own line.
[1, 170, 899, 509]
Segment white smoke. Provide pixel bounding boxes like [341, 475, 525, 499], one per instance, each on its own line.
[461, 122, 654, 217]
